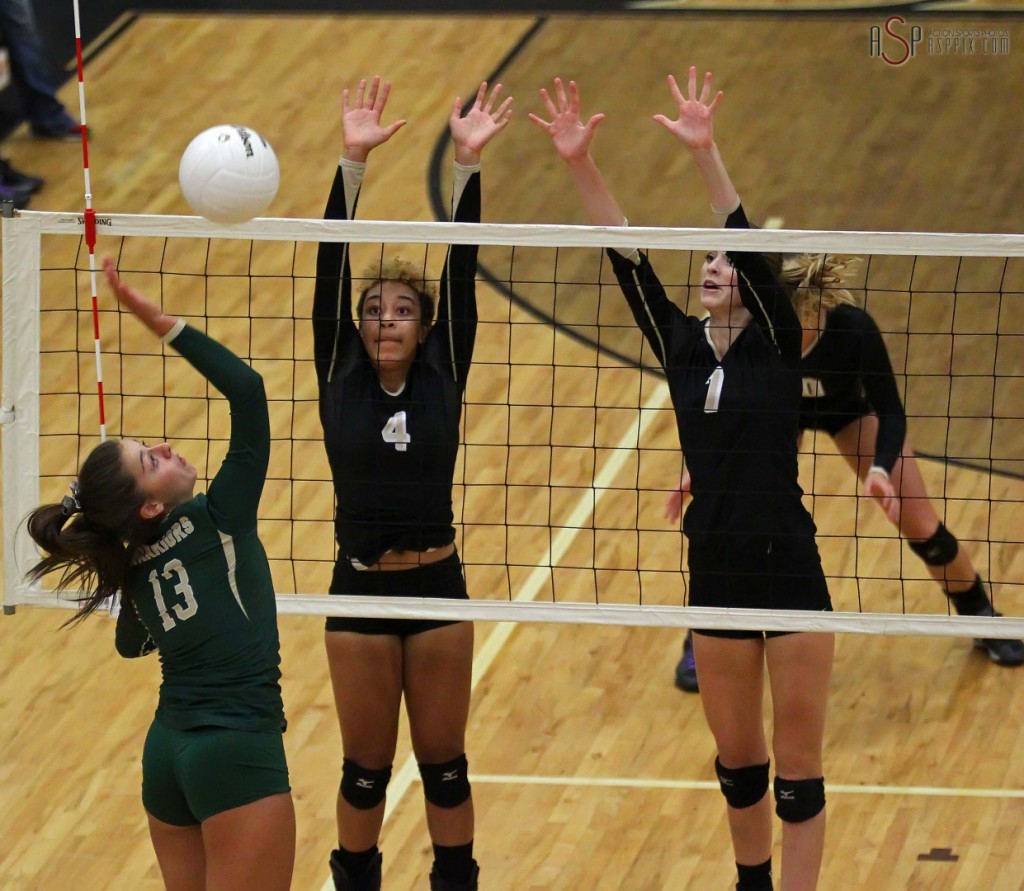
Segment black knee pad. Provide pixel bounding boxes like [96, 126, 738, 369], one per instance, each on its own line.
[909, 522, 958, 566]
[340, 758, 392, 810]
[774, 776, 825, 823]
[419, 754, 472, 808]
[715, 757, 770, 810]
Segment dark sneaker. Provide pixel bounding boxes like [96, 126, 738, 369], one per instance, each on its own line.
[31, 121, 86, 142]
[429, 860, 479, 891]
[674, 629, 699, 692]
[948, 577, 1024, 667]
[0, 181, 30, 210]
[974, 621, 1024, 667]
[0, 159, 44, 195]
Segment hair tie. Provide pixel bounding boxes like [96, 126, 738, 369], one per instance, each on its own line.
[60, 480, 82, 517]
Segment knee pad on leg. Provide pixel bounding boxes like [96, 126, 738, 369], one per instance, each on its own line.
[774, 776, 825, 823]
[909, 522, 959, 567]
[715, 757, 770, 810]
[340, 758, 392, 810]
[419, 754, 472, 808]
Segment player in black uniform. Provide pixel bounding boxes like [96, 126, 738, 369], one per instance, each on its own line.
[532, 72, 833, 891]
[25, 259, 294, 890]
[670, 256, 1024, 687]
[313, 78, 511, 891]
[787, 254, 1024, 664]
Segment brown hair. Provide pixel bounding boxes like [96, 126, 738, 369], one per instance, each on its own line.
[781, 253, 861, 327]
[26, 439, 162, 623]
[356, 257, 438, 326]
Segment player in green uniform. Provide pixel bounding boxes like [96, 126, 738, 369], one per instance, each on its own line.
[26, 258, 295, 891]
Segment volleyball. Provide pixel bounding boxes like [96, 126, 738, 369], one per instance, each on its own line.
[178, 125, 280, 224]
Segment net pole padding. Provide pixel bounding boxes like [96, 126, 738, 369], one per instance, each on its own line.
[14, 210, 1024, 257]
[1, 214, 43, 611]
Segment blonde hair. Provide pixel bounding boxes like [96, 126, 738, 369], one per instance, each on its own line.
[781, 253, 861, 327]
[356, 257, 439, 324]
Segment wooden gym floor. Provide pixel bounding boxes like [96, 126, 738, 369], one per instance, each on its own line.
[3, 10, 1024, 890]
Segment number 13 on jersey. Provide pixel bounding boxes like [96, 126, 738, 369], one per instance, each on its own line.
[382, 411, 411, 452]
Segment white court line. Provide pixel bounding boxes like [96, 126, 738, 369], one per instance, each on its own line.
[465, 773, 1024, 800]
[318, 382, 672, 890]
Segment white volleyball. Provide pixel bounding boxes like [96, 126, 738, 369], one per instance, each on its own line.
[178, 124, 279, 224]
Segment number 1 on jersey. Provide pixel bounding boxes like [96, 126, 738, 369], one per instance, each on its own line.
[704, 366, 724, 413]
[382, 411, 411, 452]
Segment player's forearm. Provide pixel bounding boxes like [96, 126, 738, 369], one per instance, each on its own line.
[688, 143, 739, 217]
[566, 155, 627, 228]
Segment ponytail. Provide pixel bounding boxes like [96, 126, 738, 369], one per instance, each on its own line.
[25, 440, 161, 623]
[781, 253, 861, 328]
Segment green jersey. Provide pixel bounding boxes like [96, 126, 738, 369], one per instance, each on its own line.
[114, 322, 284, 732]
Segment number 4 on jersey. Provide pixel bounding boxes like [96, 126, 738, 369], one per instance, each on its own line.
[382, 411, 411, 452]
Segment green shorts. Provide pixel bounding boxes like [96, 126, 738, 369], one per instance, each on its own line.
[141, 719, 290, 826]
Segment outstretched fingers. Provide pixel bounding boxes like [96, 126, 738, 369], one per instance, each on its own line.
[365, 75, 380, 110]
[492, 94, 514, 126]
[652, 113, 674, 132]
[527, 110, 551, 130]
[481, 81, 498, 114]
[381, 117, 407, 139]
[554, 77, 570, 113]
[475, 80, 489, 112]
[102, 257, 141, 305]
[373, 78, 391, 113]
[538, 85, 559, 120]
[666, 73, 685, 107]
[101, 256, 120, 291]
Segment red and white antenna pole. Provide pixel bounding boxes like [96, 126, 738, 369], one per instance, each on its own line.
[72, 0, 105, 441]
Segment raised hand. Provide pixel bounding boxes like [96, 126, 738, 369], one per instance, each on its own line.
[653, 66, 723, 151]
[664, 471, 692, 524]
[341, 76, 407, 162]
[103, 257, 175, 337]
[528, 78, 605, 165]
[449, 81, 513, 164]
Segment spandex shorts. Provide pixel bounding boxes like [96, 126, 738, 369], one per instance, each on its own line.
[142, 719, 290, 826]
[696, 628, 796, 640]
[688, 533, 832, 637]
[325, 550, 469, 636]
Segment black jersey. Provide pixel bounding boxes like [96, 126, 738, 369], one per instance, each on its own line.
[799, 303, 907, 473]
[607, 205, 819, 563]
[115, 323, 284, 733]
[312, 159, 479, 566]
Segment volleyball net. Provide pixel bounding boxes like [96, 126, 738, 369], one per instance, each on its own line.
[3, 209, 1023, 637]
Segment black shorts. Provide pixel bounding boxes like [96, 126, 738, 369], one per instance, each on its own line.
[688, 533, 832, 631]
[695, 628, 796, 641]
[799, 396, 871, 437]
[325, 550, 469, 637]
